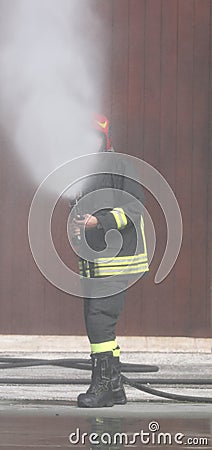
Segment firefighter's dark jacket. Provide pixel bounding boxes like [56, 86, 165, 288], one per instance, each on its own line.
[77, 156, 149, 278]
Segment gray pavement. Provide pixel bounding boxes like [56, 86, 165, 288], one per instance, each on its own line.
[0, 351, 211, 404]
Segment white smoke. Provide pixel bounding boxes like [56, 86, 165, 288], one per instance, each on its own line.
[0, 0, 102, 194]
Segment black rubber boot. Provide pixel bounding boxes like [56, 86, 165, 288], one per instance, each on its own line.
[111, 356, 127, 405]
[77, 351, 114, 408]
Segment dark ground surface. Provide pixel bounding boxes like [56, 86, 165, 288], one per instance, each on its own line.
[0, 401, 211, 449]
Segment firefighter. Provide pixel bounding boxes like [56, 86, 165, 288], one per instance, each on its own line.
[70, 114, 149, 408]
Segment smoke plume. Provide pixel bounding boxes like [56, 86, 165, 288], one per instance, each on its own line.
[0, 0, 102, 193]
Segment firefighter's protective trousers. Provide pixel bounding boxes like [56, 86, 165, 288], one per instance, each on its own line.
[83, 279, 127, 351]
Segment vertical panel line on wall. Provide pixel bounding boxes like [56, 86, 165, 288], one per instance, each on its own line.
[208, 0, 212, 330]
[142, 0, 147, 156]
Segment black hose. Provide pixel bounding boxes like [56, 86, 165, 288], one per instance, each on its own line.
[122, 375, 212, 404]
[0, 358, 158, 372]
[125, 378, 212, 385]
[0, 357, 211, 403]
[0, 375, 211, 403]
[0, 377, 211, 385]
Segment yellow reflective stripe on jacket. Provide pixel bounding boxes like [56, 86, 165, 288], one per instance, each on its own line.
[140, 215, 147, 255]
[78, 261, 90, 278]
[86, 261, 91, 278]
[94, 263, 149, 277]
[91, 339, 117, 353]
[79, 268, 90, 277]
[94, 252, 148, 266]
[110, 207, 127, 229]
[79, 214, 149, 277]
[115, 208, 128, 227]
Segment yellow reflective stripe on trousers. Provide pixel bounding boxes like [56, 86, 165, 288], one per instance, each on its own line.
[110, 207, 127, 229]
[94, 263, 149, 276]
[94, 252, 148, 266]
[91, 339, 117, 353]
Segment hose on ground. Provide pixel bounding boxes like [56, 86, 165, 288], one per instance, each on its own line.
[0, 357, 211, 403]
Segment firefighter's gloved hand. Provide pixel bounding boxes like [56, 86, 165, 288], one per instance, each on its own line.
[74, 214, 99, 231]
[69, 218, 81, 237]
[70, 215, 99, 241]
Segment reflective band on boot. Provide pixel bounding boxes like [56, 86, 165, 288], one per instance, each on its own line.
[113, 346, 120, 358]
[90, 340, 117, 354]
